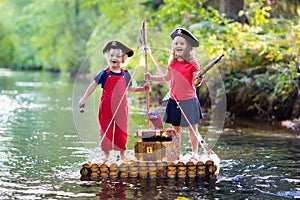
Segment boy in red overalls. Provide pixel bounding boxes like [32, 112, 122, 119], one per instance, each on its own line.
[79, 41, 149, 160]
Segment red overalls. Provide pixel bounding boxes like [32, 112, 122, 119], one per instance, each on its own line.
[98, 68, 128, 151]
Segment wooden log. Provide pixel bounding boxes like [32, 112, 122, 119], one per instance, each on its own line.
[176, 161, 186, 179]
[196, 161, 206, 177]
[82, 163, 91, 168]
[167, 162, 176, 171]
[100, 172, 109, 178]
[119, 162, 128, 178]
[91, 171, 99, 177]
[100, 163, 109, 172]
[139, 171, 148, 178]
[167, 170, 176, 178]
[186, 160, 197, 178]
[177, 170, 186, 179]
[109, 171, 118, 179]
[99, 163, 109, 178]
[119, 162, 128, 172]
[80, 167, 91, 176]
[138, 161, 147, 168]
[109, 163, 118, 172]
[119, 171, 128, 178]
[196, 161, 205, 167]
[148, 162, 157, 172]
[157, 162, 167, 178]
[186, 161, 196, 171]
[129, 172, 139, 178]
[147, 162, 157, 178]
[149, 171, 157, 178]
[176, 161, 186, 171]
[205, 160, 214, 166]
[187, 170, 197, 178]
[208, 164, 217, 174]
[197, 170, 206, 177]
[138, 162, 148, 178]
[129, 162, 139, 172]
[167, 161, 177, 178]
[90, 163, 100, 172]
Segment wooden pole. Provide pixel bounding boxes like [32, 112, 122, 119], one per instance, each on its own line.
[143, 18, 150, 129]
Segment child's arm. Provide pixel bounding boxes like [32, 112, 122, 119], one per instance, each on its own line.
[144, 70, 171, 82]
[78, 81, 98, 108]
[127, 83, 150, 92]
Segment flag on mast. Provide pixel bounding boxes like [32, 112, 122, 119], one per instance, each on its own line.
[138, 21, 145, 49]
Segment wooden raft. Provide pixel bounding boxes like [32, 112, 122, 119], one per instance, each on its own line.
[80, 128, 220, 180]
[80, 158, 218, 181]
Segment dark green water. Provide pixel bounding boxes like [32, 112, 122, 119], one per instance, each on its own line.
[0, 68, 299, 199]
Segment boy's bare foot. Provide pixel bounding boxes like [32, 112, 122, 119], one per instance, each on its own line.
[102, 151, 109, 162]
[120, 151, 128, 160]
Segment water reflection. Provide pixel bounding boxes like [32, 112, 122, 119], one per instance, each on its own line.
[0, 68, 299, 199]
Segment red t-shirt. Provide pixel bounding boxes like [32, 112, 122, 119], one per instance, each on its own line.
[168, 60, 199, 100]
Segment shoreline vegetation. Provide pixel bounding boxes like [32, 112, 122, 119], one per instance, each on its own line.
[0, 0, 299, 123]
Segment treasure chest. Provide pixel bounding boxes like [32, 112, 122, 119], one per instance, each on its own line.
[134, 129, 180, 161]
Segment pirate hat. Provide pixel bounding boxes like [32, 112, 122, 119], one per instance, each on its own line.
[170, 27, 199, 47]
[103, 41, 134, 57]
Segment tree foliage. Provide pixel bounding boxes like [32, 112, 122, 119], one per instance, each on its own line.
[0, 0, 299, 120]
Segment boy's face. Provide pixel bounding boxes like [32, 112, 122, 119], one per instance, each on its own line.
[173, 36, 188, 58]
[107, 49, 124, 68]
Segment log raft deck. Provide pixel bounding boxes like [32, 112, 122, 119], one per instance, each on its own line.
[80, 129, 220, 180]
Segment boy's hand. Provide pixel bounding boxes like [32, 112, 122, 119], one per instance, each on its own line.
[143, 83, 151, 91]
[78, 98, 86, 113]
[144, 73, 152, 81]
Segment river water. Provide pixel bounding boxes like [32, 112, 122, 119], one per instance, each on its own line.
[0, 68, 299, 199]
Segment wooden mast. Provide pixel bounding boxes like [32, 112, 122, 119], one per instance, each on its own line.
[143, 18, 150, 129]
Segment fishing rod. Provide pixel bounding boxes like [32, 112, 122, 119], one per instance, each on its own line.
[194, 53, 225, 87]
